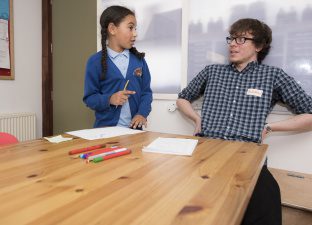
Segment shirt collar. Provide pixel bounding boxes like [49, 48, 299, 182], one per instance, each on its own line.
[107, 47, 129, 59]
[229, 61, 258, 73]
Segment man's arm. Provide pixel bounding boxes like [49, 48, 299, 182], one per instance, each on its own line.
[263, 114, 312, 139]
[176, 98, 201, 135]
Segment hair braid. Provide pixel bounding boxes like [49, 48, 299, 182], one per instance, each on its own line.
[100, 29, 107, 80]
[129, 47, 145, 59]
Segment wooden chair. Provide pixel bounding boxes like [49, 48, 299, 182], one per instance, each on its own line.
[0, 132, 19, 145]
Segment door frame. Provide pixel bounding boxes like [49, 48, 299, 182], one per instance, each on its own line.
[42, 0, 53, 136]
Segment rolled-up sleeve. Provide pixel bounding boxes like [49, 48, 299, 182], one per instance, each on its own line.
[273, 69, 312, 114]
[178, 66, 208, 102]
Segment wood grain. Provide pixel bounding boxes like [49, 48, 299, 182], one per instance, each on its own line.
[269, 168, 312, 212]
[0, 131, 267, 225]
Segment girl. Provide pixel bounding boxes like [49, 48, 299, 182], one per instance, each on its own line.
[83, 5, 153, 129]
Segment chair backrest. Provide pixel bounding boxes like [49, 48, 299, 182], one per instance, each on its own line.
[0, 132, 19, 146]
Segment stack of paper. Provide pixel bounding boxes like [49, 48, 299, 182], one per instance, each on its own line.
[142, 137, 198, 156]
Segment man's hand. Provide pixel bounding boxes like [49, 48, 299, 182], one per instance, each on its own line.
[193, 118, 202, 136]
[176, 98, 202, 136]
[130, 115, 147, 129]
[261, 128, 268, 142]
[261, 124, 272, 142]
[110, 90, 135, 106]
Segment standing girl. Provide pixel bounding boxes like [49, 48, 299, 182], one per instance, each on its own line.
[83, 5, 153, 129]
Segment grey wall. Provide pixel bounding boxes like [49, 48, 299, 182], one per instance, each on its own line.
[52, 0, 96, 134]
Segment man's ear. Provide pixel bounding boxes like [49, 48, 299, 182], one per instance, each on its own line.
[256, 45, 263, 53]
[108, 22, 116, 35]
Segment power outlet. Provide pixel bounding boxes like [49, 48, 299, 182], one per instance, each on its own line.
[168, 103, 177, 112]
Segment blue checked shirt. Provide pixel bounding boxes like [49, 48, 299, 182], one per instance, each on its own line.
[178, 61, 312, 143]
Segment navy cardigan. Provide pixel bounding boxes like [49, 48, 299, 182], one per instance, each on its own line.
[83, 51, 153, 128]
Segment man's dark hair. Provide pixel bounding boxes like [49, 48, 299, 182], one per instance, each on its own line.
[229, 18, 272, 63]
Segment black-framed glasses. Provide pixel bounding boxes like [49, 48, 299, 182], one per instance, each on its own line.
[226, 36, 255, 45]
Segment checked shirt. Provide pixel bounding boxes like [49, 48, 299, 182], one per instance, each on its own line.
[178, 61, 312, 143]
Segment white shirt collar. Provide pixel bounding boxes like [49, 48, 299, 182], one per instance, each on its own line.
[107, 47, 129, 59]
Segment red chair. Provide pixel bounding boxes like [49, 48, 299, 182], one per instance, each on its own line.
[0, 132, 19, 145]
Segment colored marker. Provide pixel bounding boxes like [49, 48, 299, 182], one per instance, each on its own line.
[92, 149, 131, 163]
[68, 144, 106, 155]
[87, 148, 128, 161]
[79, 146, 121, 159]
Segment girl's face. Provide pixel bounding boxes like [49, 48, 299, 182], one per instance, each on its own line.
[108, 15, 137, 52]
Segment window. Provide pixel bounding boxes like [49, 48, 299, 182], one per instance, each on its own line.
[98, 0, 182, 97]
[98, 0, 312, 104]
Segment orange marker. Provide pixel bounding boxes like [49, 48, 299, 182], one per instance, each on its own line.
[68, 144, 106, 155]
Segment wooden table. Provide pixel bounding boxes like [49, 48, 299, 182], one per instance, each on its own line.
[0, 131, 267, 225]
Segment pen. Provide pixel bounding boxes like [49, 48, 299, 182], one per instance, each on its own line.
[68, 143, 106, 155]
[116, 80, 130, 108]
[87, 148, 128, 161]
[123, 80, 130, 91]
[92, 149, 131, 163]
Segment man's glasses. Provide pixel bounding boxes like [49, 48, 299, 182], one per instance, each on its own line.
[226, 36, 255, 45]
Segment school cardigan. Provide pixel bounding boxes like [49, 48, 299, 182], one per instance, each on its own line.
[83, 51, 153, 128]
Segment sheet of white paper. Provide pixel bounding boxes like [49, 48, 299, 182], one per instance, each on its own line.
[0, 19, 10, 69]
[142, 137, 198, 156]
[66, 126, 145, 140]
[44, 135, 73, 143]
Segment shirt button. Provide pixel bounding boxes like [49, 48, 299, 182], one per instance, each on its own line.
[236, 86, 239, 89]
[230, 113, 233, 117]
[233, 100, 236, 103]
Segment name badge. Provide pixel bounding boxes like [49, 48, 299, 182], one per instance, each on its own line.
[246, 88, 263, 97]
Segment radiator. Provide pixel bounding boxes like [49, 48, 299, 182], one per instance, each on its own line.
[0, 113, 36, 141]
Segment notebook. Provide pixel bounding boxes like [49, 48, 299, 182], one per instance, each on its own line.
[142, 137, 198, 156]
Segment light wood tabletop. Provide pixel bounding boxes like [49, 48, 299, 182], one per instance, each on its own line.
[0, 131, 267, 225]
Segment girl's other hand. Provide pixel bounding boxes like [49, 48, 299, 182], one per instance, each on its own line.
[130, 115, 147, 129]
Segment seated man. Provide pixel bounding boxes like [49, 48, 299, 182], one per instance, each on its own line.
[177, 18, 312, 225]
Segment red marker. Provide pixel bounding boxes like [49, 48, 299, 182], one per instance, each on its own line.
[68, 144, 106, 155]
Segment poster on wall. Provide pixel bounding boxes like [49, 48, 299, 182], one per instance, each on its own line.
[0, 0, 14, 80]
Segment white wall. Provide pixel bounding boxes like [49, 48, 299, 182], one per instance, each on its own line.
[147, 102, 312, 174]
[0, 0, 42, 138]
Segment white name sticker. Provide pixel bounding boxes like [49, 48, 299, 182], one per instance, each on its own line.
[246, 88, 263, 97]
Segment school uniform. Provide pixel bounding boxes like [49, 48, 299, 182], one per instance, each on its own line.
[83, 49, 152, 128]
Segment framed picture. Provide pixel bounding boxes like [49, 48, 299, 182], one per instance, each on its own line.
[0, 0, 14, 80]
